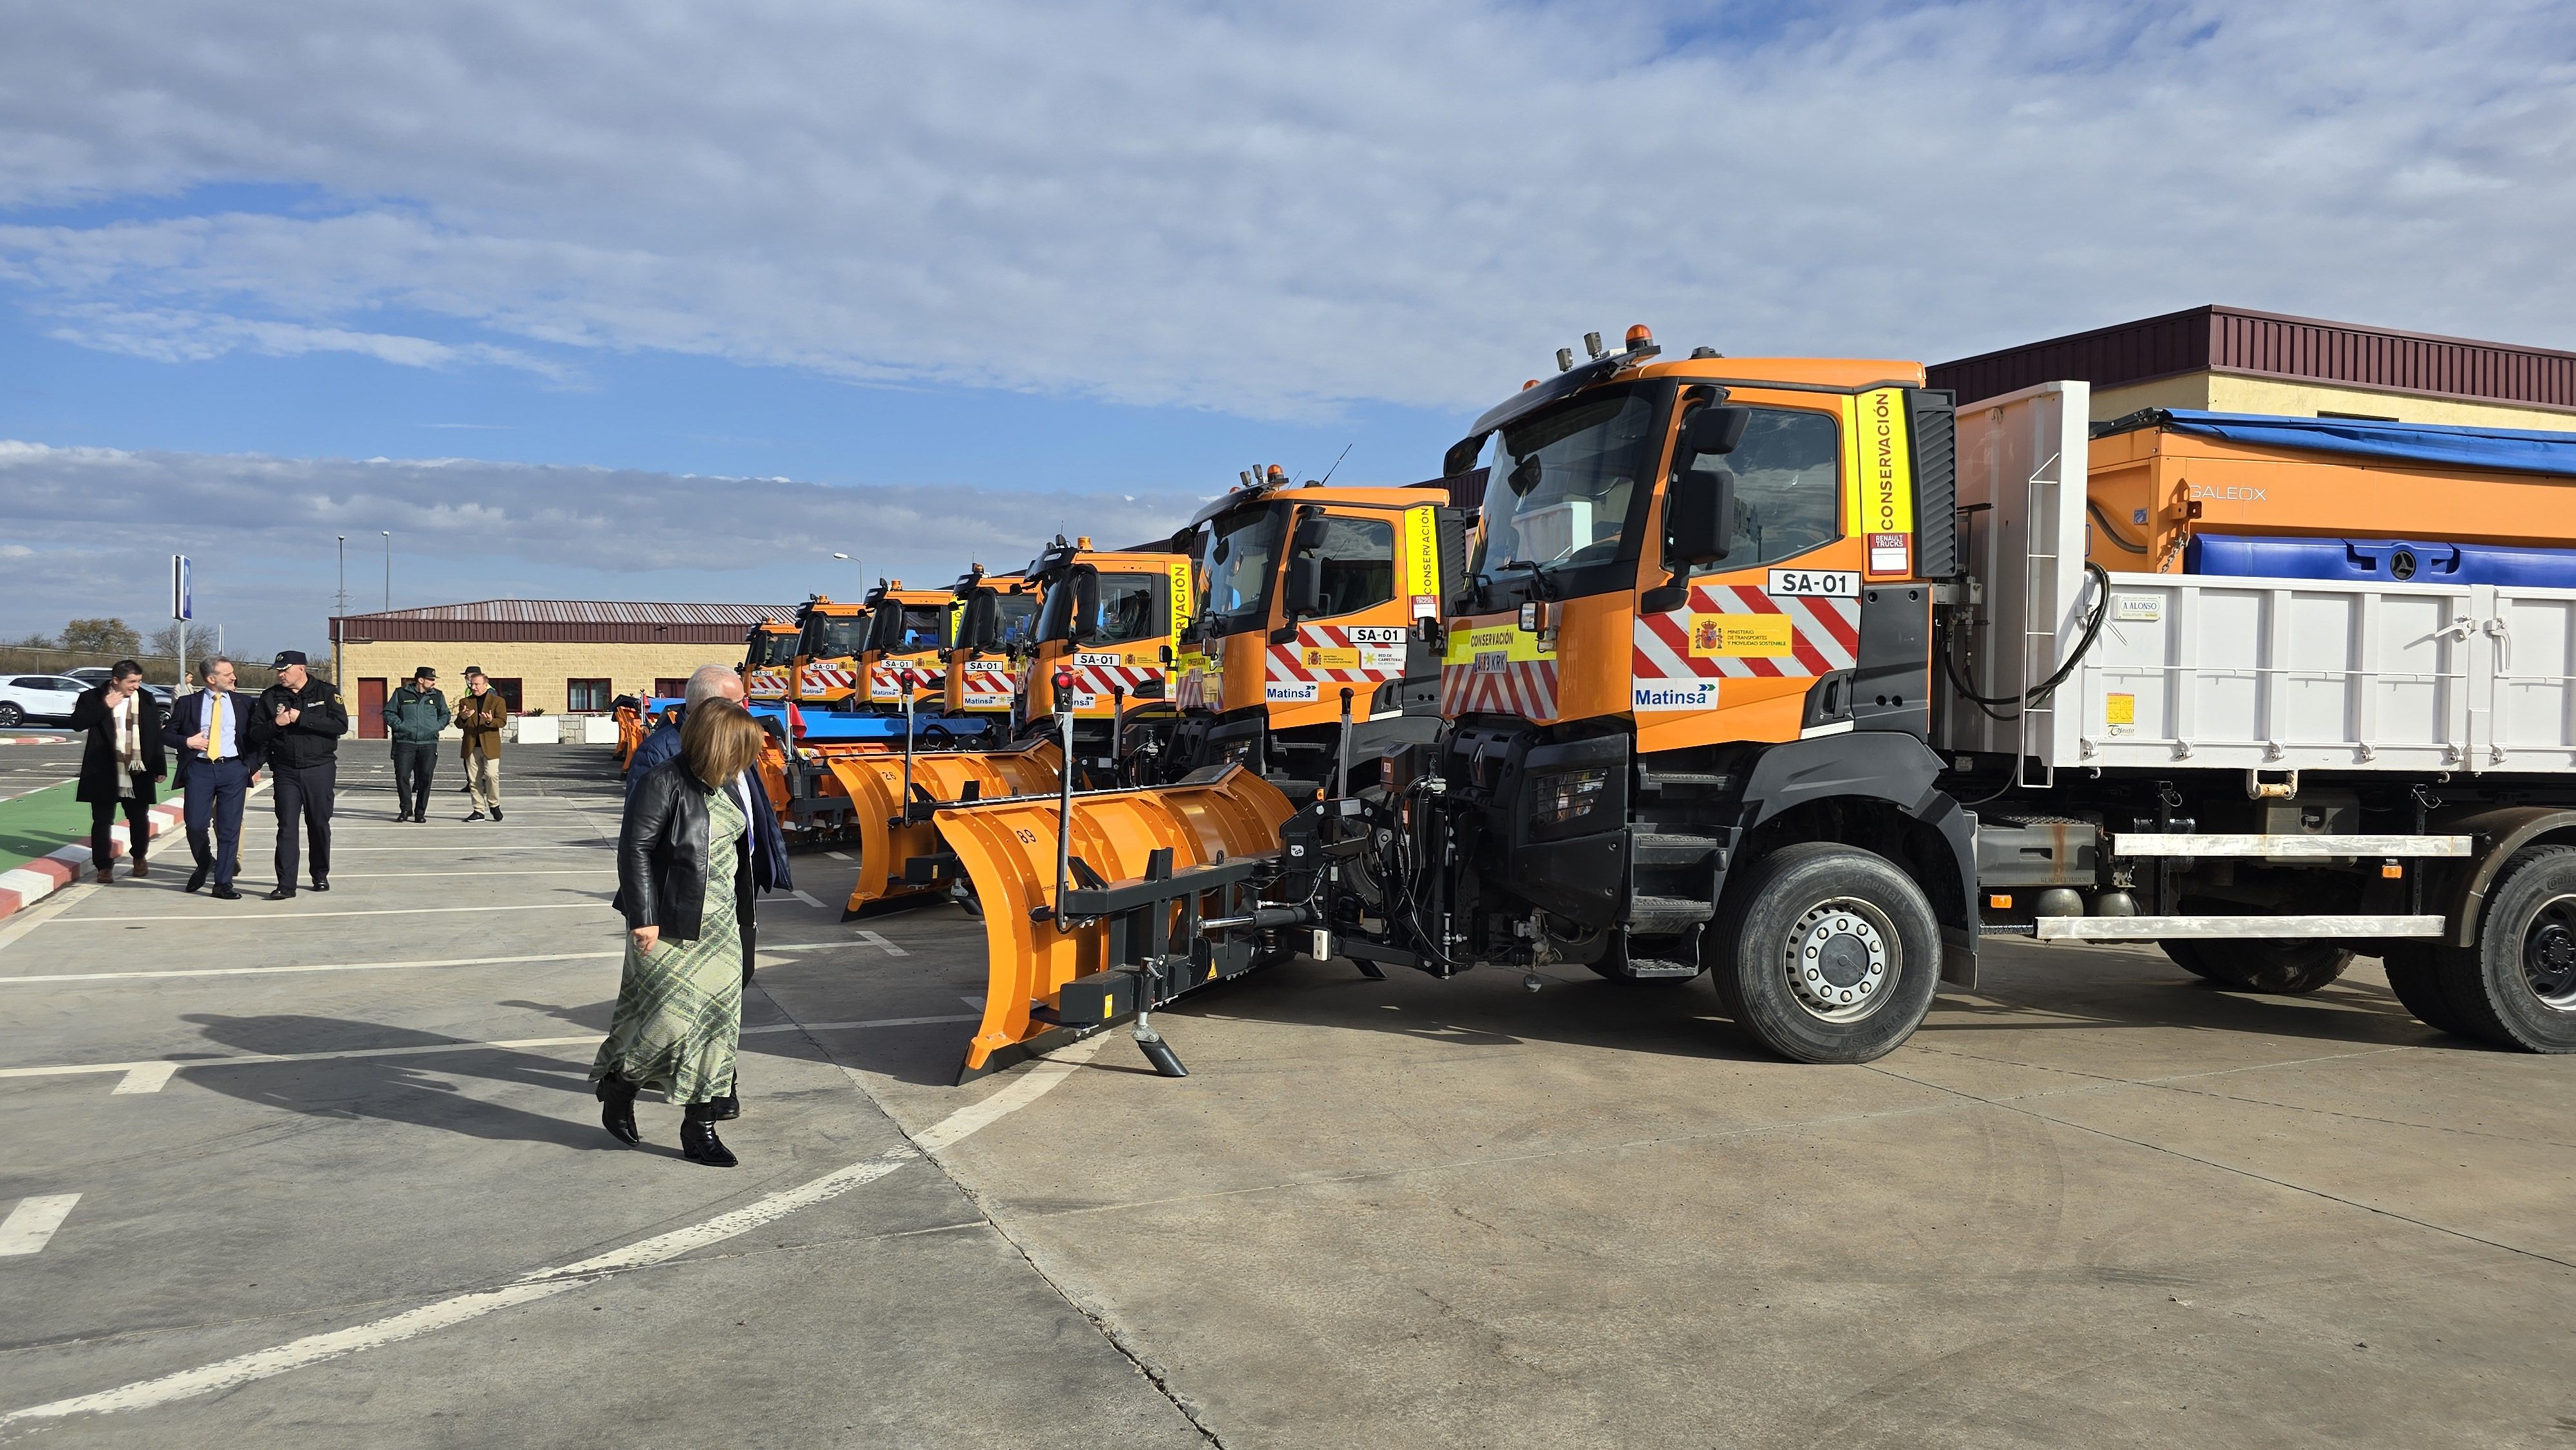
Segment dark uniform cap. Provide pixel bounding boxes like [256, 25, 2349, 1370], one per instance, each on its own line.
[272, 650, 308, 668]
[413, 665, 438, 681]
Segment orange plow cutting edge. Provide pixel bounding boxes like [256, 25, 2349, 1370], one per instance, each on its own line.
[824, 740, 1064, 914]
[938, 766, 1296, 1082]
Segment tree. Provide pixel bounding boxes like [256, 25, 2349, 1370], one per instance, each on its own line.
[147, 622, 221, 660]
[60, 617, 142, 655]
[7, 630, 53, 649]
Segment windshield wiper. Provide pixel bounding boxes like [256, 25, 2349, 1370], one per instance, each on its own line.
[1495, 559, 1558, 601]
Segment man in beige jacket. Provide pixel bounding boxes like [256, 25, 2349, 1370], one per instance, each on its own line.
[455, 666, 511, 821]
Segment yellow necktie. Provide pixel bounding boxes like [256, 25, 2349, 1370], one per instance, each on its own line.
[207, 694, 223, 760]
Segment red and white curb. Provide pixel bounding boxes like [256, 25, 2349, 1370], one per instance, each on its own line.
[0, 802, 184, 922]
[0, 737, 75, 746]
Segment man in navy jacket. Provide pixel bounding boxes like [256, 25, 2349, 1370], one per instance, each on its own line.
[161, 656, 263, 898]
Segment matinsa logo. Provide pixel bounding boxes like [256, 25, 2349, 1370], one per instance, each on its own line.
[1266, 681, 1321, 702]
[1632, 680, 1718, 711]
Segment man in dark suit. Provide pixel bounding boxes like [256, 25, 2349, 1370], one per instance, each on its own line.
[162, 655, 261, 898]
[69, 659, 167, 885]
[249, 650, 348, 901]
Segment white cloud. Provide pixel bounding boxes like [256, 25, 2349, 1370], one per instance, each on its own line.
[0, 439, 1198, 651]
[0, 1, 2571, 417]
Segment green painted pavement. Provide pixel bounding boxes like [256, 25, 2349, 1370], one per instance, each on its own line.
[0, 766, 180, 876]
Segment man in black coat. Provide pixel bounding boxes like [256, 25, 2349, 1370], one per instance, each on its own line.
[68, 659, 167, 885]
[247, 650, 348, 900]
[162, 655, 262, 898]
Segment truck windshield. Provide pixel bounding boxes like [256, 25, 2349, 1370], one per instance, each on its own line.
[748, 633, 797, 667]
[799, 615, 866, 659]
[1198, 504, 1285, 634]
[895, 605, 945, 652]
[992, 592, 1039, 650]
[1470, 386, 1663, 596]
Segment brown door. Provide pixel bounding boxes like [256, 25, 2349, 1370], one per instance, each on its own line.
[357, 677, 388, 739]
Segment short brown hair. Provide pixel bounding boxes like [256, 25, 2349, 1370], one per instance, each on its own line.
[681, 699, 763, 789]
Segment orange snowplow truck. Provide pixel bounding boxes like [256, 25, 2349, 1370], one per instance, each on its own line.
[857, 580, 952, 711]
[946, 565, 1041, 719]
[1162, 464, 1470, 791]
[1017, 534, 1193, 784]
[789, 595, 869, 706]
[740, 618, 799, 701]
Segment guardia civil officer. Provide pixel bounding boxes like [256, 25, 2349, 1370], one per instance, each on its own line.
[249, 650, 348, 899]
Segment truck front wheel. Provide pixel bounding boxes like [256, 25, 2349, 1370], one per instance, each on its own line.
[1709, 843, 1941, 1064]
[2444, 846, 2576, 1053]
[2160, 939, 2351, 995]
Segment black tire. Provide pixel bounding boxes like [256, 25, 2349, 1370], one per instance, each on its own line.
[2160, 938, 2352, 995]
[1709, 842, 1941, 1064]
[2441, 846, 2576, 1052]
[2377, 941, 2469, 1036]
[0, 703, 19, 727]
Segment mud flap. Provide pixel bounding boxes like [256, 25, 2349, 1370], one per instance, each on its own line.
[938, 766, 1294, 1081]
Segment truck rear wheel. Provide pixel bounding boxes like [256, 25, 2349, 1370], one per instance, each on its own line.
[2376, 942, 2467, 1035]
[2159, 939, 2351, 995]
[1710, 843, 1940, 1064]
[2443, 846, 2576, 1053]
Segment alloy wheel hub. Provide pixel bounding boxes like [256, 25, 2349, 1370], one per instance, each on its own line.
[1788, 905, 1889, 1019]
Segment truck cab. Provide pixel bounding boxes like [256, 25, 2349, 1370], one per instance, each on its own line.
[740, 618, 800, 701]
[1166, 464, 1466, 790]
[789, 594, 871, 707]
[946, 565, 1041, 719]
[1019, 534, 1192, 778]
[858, 580, 954, 710]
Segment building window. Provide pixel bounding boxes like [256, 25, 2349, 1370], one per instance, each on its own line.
[653, 677, 690, 699]
[566, 678, 612, 713]
[483, 677, 524, 711]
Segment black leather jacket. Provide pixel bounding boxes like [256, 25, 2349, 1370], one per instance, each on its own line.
[249, 679, 348, 769]
[616, 759, 748, 943]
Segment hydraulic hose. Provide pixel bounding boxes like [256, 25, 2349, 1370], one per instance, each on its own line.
[1943, 561, 2112, 724]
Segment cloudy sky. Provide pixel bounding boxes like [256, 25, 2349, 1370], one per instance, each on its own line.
[4, 1, 2571, 654]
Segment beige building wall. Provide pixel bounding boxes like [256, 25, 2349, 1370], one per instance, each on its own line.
[336, 640, 745, 715]
[2091, 372, 2576, 432]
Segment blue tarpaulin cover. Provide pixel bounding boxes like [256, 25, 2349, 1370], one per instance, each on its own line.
[2107, 410, 2576, 479]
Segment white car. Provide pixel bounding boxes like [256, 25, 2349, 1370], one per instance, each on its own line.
[0, 675, 90, 727]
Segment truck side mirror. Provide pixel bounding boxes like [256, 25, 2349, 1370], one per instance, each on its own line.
[1285, 555, 1325, 617]
[1068, 574, 1099, 644]
[1289, 514, 1330, 556]
[1678, 404, 1752, 459]
[1666, 467, 1736, 567]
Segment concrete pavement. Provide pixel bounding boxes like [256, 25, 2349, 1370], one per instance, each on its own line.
[4, 740, 2572, 1446]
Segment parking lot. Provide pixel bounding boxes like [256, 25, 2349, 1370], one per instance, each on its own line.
[3, 740, 2573, 1447]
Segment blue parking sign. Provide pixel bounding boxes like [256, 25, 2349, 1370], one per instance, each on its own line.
[172, 554, 193, 621]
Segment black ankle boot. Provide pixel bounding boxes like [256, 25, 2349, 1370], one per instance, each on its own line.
[680, 1103, 738, 1167]
[596, 1074, 640, 1147]
[712, 1070, 740, 1122]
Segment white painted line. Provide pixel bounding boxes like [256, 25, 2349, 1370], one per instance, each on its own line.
[314, 869, 614, 878]
[1, 1018, 1099, 1427]
[960, 995, 984, 1007]
[916, 1032, 1108, 1154]
[0, 1015, 979, 1084]
[825, 851, 852, 861]
[857, 929, 909, 957]
[0, 1194, 80, 1256]
[56, 902, 605, 924]
[313, 845, 569, 854]
[112, 1064, 176, 1095]
[0, 950, 623, 985]
[790, 889, 828, 910]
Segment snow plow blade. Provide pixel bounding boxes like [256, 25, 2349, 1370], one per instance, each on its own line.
[941, 766, 1295, 1082]
[825, 740, 1064, 914]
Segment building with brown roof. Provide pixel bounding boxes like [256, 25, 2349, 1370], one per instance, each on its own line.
[329, 599, 795, 737]
[1929, 305, 2576, 429]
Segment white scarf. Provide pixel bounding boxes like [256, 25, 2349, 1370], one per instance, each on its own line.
[111, 692, 142, 772]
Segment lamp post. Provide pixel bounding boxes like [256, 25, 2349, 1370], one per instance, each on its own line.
[382, 530, 392, 612]
[336, 534, 348, 690]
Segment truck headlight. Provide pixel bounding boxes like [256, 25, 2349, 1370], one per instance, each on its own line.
[1530, 766, 1609, 833]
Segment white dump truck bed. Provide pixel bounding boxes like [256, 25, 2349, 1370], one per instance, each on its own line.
[1938, 381, 2576, 776]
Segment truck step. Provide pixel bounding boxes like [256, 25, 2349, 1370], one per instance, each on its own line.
[1629, 831, 1721, 867]
[1625, 894, 1716, 930]
[1620, 956, 1703, 979]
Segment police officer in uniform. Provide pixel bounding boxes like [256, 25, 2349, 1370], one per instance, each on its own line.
[250, 650, 349, 899]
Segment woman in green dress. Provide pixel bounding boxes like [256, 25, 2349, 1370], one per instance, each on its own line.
[595, 699, 766, 1166]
